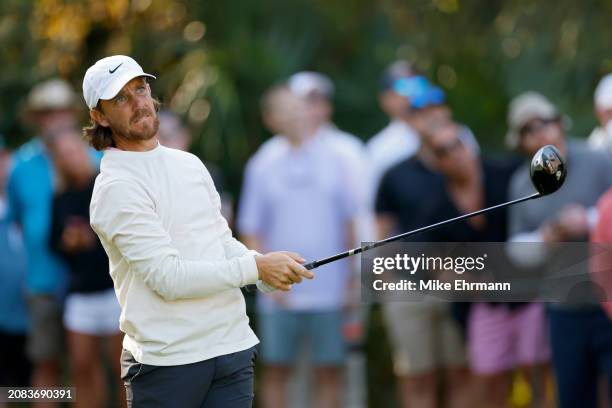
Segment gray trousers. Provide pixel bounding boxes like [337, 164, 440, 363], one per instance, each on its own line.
[121, 346, 258, 408]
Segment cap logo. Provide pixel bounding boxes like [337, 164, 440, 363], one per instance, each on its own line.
[109, 63, 123, 74]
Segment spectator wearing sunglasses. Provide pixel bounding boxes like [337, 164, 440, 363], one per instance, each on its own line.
[506, 91, 612, 408]
[374, 118, 511, 408]
[392, 76, 481, 156]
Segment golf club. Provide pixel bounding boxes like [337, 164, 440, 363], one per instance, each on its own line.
[246, 145, 566, 289]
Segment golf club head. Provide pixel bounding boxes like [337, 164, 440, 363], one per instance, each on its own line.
[530, 145, 566, 196]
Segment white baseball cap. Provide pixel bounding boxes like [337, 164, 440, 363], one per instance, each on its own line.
[505, 91, 558, 149]
[27, 78, 77, 112]
[595, 74, 612, 111]
[288, 71, 334, 98]
[82, 55, 155, 109]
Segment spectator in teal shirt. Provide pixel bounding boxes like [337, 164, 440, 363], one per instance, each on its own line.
[6, 79, 100, 393]
[0, 138, 31, 387]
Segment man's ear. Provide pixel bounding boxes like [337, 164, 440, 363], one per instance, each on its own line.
[262, 112, 279, 134]
[90, 108, 110, 127]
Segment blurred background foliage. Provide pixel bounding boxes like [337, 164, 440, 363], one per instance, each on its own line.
[2, 1, 612, 405]
[2, 0, 612, 189]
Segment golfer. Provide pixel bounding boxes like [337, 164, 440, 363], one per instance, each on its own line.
[83, 55, 313, 407]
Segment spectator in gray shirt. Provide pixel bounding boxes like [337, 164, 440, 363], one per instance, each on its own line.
[506, 91, 612, 408]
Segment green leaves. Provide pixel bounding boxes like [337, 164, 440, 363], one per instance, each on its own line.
[2, 0, 611, 185]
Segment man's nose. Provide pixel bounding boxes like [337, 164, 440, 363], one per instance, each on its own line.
[131, 93, 148, 110]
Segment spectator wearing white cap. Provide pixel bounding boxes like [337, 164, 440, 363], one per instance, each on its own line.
[239, 84, 358, 408]
[288, 72, 367, 180]
[288, 71, 370, 407]
[258, 72, 369, 227]
[588, 73, 612, 155]
[7, 78, 100, 402]
[507, 91, 612, 408]
[287, 71, 370, 234]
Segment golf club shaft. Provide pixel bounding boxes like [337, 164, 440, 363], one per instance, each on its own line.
[244, 192, 541, 291]
[302, 192, 541, 270]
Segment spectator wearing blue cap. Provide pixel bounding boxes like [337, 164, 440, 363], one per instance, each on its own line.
[393, 75, 480, 154]
[367, 61, 421, 200]
[368, 65, 480, 205]
[375, 119, 478, 408]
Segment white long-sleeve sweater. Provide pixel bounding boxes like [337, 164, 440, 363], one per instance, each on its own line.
[90, 144, 259, 366]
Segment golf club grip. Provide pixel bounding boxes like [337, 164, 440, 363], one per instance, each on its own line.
[302, 246, 363, 270]
[243, 259, 323, 292]
[243, 254, 349, 292]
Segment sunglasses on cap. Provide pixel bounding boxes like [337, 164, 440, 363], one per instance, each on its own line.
[519, 117, 559, 139]
[431, 138, 463, 159]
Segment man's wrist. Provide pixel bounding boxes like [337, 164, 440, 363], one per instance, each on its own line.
[256, 280, 276, 293]
[254, 254, 262, 280]
[239, 254, 260, 286]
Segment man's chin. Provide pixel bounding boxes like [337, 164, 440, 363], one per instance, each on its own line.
[130, 130, 157, 141]
[130, 119, 159, 141]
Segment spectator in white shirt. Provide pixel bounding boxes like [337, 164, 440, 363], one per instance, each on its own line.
[367, 60, 421, 195]
[239, 84, 359, 408]
[588, 73, 612, 156]
[289, 71, 371, 238]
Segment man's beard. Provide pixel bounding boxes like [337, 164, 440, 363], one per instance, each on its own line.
[111, 108, 160, 143]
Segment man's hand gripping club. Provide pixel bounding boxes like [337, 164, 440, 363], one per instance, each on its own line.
[255, 252, 314, 291]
